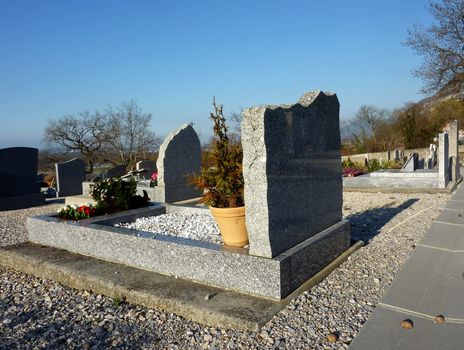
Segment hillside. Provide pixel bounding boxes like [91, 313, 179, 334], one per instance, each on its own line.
[418, 73, 464, 108]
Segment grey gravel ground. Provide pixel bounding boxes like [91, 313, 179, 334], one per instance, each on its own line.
[0, 192, 450, 349]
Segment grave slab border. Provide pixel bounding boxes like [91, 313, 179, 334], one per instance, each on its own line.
[26, 204, 350, 300]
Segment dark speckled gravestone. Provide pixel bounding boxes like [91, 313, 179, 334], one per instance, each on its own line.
[55, 158, 86, 197]
[0, 147, 44, 210]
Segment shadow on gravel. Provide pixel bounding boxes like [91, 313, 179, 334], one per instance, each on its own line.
[0, 315, 161, 350]
[345, 198, 419, 244]
[0, 304, 162, 350]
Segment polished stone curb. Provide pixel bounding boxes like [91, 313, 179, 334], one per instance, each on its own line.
[26, 204, 351, 300]
[0, 241, 363, 331]
[350, 184, 464, 349]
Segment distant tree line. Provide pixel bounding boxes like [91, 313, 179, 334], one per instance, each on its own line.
[341, 99, 464, 155]
[342, 0, 464, 156]
[43, 101, 161, 173]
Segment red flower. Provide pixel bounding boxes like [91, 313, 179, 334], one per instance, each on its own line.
[151, 172, 158, 181]
[77, 205, 93, 216]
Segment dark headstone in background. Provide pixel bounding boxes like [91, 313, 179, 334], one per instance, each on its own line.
[55, 158, 86, 197]
[0, 147, 44, 210]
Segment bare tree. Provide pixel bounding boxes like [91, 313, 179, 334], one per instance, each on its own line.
[354, 105, 386, 139]
[104, 101, 161, 169]
[43, 111, 107, 173]
[405, 0, 464, 93]
[44, 101, 160, 173]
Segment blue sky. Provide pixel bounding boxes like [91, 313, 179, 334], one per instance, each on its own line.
[0, 0, 432, 148]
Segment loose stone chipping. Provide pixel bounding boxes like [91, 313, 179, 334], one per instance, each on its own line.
[0, 191, 450, 349]
[116, 213, 223, 244]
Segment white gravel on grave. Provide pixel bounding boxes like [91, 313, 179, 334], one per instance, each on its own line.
[116, 213, 223, 244]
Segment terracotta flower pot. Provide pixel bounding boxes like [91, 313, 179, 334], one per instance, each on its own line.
[209, 206, 249, 247]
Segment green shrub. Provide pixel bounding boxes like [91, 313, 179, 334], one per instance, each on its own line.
[382, 160, 402, 169]
[90, 177, 149, 213]
[189, 98, 244, 208]
[367, 159, 382, 173]
[342, 158, 356, 169]
[343, 157, 403, 173]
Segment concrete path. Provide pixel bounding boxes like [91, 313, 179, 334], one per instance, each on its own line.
[350, 184, 464, 349]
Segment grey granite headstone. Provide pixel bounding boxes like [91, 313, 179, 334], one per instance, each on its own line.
[55, 158, 86, 197]
[242, 91, 343, 258]
[425, 157, 433, 170]
[0, 147, 44, 210]
[417, 157, 425, 169]
[429, 143, 437, 168]
[449, 120, 460, 181]
[136, 160, 156, 180]
[105, 164, 126, 178]
[438, 132, 449, 188]
[401, 153, 418, 172]
[155, 124, 201, 203]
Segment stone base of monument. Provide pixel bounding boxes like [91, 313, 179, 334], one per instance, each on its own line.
[153, 184, 201, 204]
[0, 193, 45, 211]
[26, 203, 350, 301]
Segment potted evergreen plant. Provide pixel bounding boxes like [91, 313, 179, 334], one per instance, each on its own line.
[190, 98, 248, 247]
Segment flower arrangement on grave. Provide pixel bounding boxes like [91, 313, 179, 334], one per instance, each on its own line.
[57, 177, 150, 221]
[342, 157, 401, 176]
[343, 167, 364, 177]
[149, 172, 158, 187]
[57, 203, 96, 221]
[189, 97, 248, 247]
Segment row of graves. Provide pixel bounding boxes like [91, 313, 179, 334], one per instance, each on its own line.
[344, 119, 462, 192]
[2, 91, 461, 328]
[56, 123, 200, 205]
[1, 91, 352, 326]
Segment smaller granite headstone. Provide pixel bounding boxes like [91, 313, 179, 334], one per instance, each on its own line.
[55, 158, 86, 197]
[401, 153, 418, 172]
[155, 124, 201, 203]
